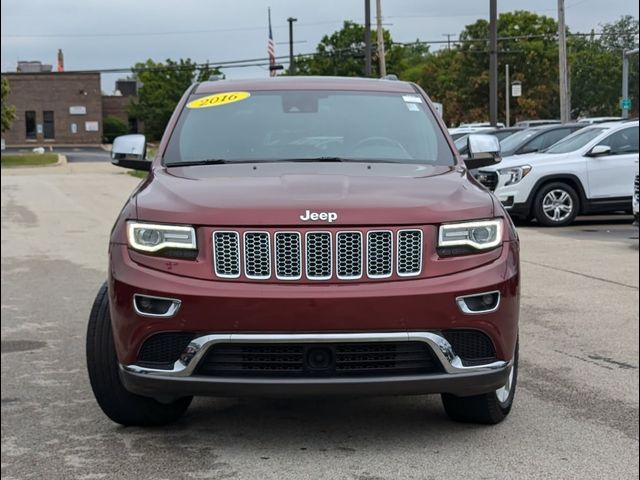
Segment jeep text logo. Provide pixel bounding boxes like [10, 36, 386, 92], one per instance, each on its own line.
[299, 210, 338, 223]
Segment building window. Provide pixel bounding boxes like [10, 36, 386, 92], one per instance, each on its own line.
[25, 111, 36, 139]
[43, 111, 55, 139]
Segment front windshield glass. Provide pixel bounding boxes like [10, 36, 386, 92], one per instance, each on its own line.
[499, 129, 538, 156]
[545, 127, 606, 154]
[163, 90, 455, 166]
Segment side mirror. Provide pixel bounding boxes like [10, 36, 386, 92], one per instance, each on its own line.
[586, 145, 611, 157]
[111, 134, 151, 171]
[464, 134, 502, 169]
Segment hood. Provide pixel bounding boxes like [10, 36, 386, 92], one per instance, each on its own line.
[134, 162, 494, 226]
[480, 151, 574, 172]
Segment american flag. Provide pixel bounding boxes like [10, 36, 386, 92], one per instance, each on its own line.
[267, 7, 276, 77]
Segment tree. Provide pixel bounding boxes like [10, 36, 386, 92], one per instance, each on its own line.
[294, 21, 428, 77]
[405, 11, 562, 125]
[599, 16, 639, 117]
[570, 38, 622, 116]
[128, 59, 217, 140]
[1, 76, 16, 133]
[103, 116, 129, 143]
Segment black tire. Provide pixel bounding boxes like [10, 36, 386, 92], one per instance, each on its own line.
[86, 282, 192, 426]
[532, 182, 580, 227]
[441, 342, 518, 425]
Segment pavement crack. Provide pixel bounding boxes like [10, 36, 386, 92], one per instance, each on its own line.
[522, 260, 638, 290]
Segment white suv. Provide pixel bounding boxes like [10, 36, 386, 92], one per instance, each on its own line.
[475, 121, 639, 226]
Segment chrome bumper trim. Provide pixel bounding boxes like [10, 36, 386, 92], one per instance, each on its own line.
[122, 332, 509, 377]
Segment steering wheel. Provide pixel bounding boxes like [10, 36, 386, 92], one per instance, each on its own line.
[351, 136, 411, 157]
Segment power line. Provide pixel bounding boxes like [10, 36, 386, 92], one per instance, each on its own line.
[2, 31, 636, 76]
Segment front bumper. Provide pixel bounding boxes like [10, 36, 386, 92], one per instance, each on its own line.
[120, 332, 512, 398]
[109, 241, 520, 366]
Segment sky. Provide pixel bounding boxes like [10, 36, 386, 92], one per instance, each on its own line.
[1, 0, 638, 92]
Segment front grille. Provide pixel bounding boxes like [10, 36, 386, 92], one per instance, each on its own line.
[212, 228, 423, 281]
[336, 232, 363, 279]
[213, 231, 240, 278]
[397, 230, 423, 276]
[137, 332, 195, 369]
[476, 171, 499, 191]
[306, 232, 332, 279]
[443, 330, 497, 366]
[244, 232, 271, 279]
[367, 231, 392, 278]
[196, 341, 442, 377]
[275, 232, 302, 279]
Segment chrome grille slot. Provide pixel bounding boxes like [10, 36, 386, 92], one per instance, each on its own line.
[275, 232, 302, 280]
[213, 231, 240, 278]
[397, 230, 423, 276]
[367, 230, 392, 278]
[306, 232, 332, 280]
[243, 232, 271, 279]
[336, 231, 363, 279]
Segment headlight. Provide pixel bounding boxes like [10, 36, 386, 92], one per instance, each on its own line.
[127, 222, 196, 253]
[438, 219, 503, 251]
[498, 165, 531, 186]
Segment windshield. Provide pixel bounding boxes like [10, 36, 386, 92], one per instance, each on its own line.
[545, 127, 606, 154]
[163, 90, 455, 166]
[499, 129, 538, 156]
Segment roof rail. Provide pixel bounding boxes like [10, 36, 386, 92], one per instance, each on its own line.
[381, 74, 398, 81]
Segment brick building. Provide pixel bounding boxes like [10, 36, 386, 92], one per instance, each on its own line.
[3, 70, 103, 145]
[102, 79, 141, 134]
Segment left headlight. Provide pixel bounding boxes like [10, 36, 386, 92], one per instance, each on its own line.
[438, 218, 503, 251]
[498, 165, 531, 186]
[126, 222, 197, 253]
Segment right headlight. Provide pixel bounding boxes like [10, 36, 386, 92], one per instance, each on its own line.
[127, 221, 197, 253]
[498, 165, 532, 186]
[438, 218, 503, 252]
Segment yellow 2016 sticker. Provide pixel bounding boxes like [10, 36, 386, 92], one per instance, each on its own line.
[187, 91, 251, 109]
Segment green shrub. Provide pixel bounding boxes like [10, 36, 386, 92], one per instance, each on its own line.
[103, 116, 128, 143]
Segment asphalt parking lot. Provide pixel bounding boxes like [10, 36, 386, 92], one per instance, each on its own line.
[1, 163, 638, 480]
[2, 146, 111, 163]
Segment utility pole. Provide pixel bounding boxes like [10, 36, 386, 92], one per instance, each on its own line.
[558, 0, 571, 123]
[505, 64, 510, 127]
[364, 0, 372, 76]
[375, 0, 386, 77]
[622, 48, 639, 119]
[287, 17, 297, 75]
[489, 0, 498, 126]
[443, 33, 454, 51]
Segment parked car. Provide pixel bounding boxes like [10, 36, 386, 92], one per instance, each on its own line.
[513, 119, 561, 128]
[476, 121, 640, 226]
[448, 126, 494, 140]
[454, 127, 524, 155]
[86, 77, 520, 426]
[578, 116, 623, 124]
[498, 123, 585, 158]
[633, 161, 639, 227]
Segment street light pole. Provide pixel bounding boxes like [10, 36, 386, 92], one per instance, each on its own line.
[287, 17, 297, 75]
[558, 0, 571, 123]
[505, 64, 510, 127]
[364, 0, 372, 76]
[375, 0, 386, 77]
[622, 48, 639, 119]
[489, 0, 498, 126]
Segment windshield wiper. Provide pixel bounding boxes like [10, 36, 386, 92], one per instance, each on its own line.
[165, 159, 229, 167]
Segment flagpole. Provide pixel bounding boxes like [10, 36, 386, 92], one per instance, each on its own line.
[268, 7, 276, 77]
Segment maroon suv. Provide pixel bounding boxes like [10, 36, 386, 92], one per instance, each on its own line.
[86, 77, 520, 426]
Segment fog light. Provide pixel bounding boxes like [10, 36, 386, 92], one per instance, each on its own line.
[456, 291, 500, 314]
[133, 294, 181, 317]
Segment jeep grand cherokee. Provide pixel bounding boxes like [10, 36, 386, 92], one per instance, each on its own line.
[86, 77, 520, 426]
